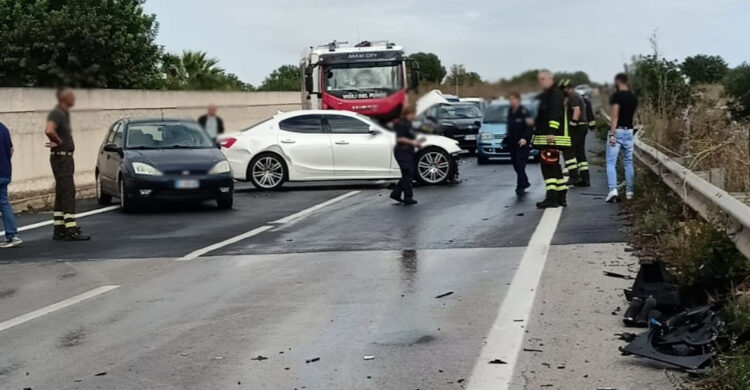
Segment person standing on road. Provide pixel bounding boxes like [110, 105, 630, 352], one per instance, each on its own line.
[390, 106, 421, 206]
[45, 88, 90, 241]
[606, 73, 639, 202]
[531, 70, 570, 209]
[198, 104, 225, 141]
[506, 92, 534, 195]
[0, 121, 22, 248]
[560, 80, 591, 187]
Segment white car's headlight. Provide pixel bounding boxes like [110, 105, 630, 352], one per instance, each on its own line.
[209, 160, 232, 175]
[480, 132, 493, 141]
[132, 162, 163, 176]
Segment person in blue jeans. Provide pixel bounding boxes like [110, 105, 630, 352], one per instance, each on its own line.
[0, 121, 23, 248]
[606, 73, 639, 203]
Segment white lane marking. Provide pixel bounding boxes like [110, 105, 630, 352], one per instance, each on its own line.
[0, 285, 120, 333]
[466, 207, 563, 390]
[1, 205, 120, 236]
[178, 191, 362, 261]
[176, 225, 274, 261]
[271, 191, 360, 224]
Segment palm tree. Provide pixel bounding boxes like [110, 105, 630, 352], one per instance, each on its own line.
[160, 51, 230, 90]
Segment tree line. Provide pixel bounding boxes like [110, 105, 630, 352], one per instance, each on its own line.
[0, 0, 298, 91]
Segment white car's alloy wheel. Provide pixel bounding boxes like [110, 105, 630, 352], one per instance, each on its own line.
[251, 156, 285, 189]
[417, 150, 450, 184]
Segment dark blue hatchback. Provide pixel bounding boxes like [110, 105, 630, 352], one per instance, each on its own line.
[95, 118, 234, 212]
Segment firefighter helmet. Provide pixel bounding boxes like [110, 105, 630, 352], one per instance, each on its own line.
[541, 148, 560, 165]
[557, 78, 572, 89]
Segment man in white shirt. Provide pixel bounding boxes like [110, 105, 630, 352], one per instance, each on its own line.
[198, 104, 225, 140]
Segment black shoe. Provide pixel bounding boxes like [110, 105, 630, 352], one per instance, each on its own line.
[575, 171, 591, 187]
[53, 228, 66, 241]
[558, 190, 568, 207]
[64, 227, 91, 241]
[403, 198, 418, 206]
[390, 192, 404, 203]
[536, 191, 559, 209]
[515, 188, 526, 196]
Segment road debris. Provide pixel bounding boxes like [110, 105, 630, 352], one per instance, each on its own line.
[251, 355, 268, 361]
[435, 291, 454, 299]
[620, 305, 722, 370]
[623, 263, 681, 327]
[94, 372, 107, 377]
[523, 348, 544, 353]
[603, 271, 633, 280]
[488, 359, 507, 364]
[363, 356, 375, 360]
[305, 357, 320, 364]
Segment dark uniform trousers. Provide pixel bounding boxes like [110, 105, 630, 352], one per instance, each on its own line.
[541, 153, 566, 193]
[509, 145, 530, 189]
[393, 148, 415, 201]
[562, 124, 589, 179]
[51, 155, 77, 229]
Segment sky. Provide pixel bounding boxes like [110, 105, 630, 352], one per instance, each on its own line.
[143, 0, 750, 86]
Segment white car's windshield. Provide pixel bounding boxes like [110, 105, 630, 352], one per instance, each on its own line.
[126, 122, 214, 149]
[325, 64, 403, 97]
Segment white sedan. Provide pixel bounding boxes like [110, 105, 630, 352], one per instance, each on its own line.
[219, 110, 462, 190]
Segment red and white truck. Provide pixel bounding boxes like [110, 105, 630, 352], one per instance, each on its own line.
[300, 40, 420, 123]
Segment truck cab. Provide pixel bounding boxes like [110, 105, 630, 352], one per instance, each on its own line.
[301, 41, 419, 123]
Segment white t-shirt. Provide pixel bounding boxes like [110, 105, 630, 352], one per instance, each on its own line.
[204, 116, 219, 139]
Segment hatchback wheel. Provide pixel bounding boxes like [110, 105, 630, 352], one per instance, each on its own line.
[96, 173, 112, 205]
[119, 178, 138, 213]
[416, 148, 453, 185]
[248, 154, 286, 190]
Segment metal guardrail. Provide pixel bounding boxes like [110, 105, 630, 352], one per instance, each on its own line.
[601, 112, 750, 259]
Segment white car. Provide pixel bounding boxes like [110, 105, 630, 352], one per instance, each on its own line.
[219, 110, 462, 190]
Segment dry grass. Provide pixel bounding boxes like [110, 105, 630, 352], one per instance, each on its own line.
[640, 84, 750, 192]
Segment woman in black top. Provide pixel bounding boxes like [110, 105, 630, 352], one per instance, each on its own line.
[390, 106, 421, 205]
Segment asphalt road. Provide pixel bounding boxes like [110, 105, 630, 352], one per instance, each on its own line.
[0, 144, 674, 389]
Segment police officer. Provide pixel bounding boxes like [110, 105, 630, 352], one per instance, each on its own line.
[559, 79, 590, 187]
[390, 106, 421, 206]
[506, 92, 534, 195]
[531, 70, 570, 209]
[45, 88, 90, 241]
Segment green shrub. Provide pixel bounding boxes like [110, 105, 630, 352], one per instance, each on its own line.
[630, 54, 691, 114]
[723, 63, 750, 119]
[681, 55, 729, 85]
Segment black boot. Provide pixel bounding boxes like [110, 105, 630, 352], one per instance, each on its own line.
[567, 169, 581, 187]
[64, 227, 91, 241]
[53, 225, 66, 241]
[536, 191, 560, 209]
[575, 170, 591, 187]
[558, 190, 568, 207]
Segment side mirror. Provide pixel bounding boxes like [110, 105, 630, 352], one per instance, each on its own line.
[425, 115, 437, 123]
[103, 144, 121, 153]
[368, 125, 381, 135]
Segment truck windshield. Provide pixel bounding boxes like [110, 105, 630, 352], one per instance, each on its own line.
[324, 63, 403, 97]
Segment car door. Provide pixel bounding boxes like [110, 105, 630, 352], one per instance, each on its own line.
[99, 121, 123, 192]
[277, 115, 335, 179]
[324, 114, 393, 178]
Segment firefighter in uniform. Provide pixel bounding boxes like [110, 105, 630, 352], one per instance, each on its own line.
[559, 79, 590, 187]
[45, 88, 90, 241]
[531, 70, 570, 209]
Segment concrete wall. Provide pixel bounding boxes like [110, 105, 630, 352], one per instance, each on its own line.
[0, 88, 300, 209]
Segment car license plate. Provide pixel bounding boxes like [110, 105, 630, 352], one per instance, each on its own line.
[465, 135, 477, 141]
[175, 179, 200, 189]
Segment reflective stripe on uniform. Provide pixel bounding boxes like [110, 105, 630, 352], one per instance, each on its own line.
[588, 121, 596, 127]
[64, 214, 75, 220]
[65, 222, 78, 228]
[54, 212, 64, 218]
[549, 121, 560, 129]
[54, 220, 65, 226]
[578, 161, 590, 171]
[565, 159, 578, 167]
